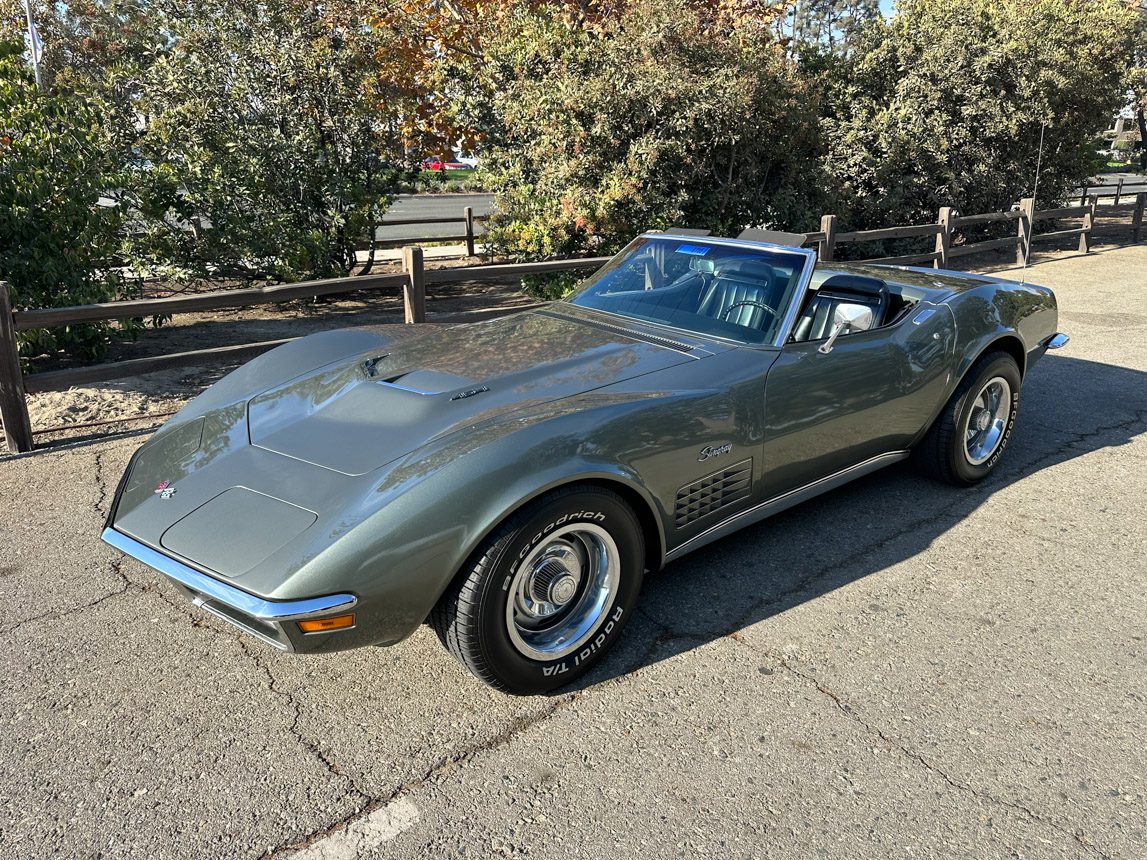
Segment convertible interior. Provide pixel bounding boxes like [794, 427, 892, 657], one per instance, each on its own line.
[571, 235, 920, 345]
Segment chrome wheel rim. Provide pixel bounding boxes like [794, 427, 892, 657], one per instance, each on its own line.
[506, 524, 620, 661]
[963, 376, 1012, 465]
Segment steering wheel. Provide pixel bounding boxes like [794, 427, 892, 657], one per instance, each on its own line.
[720, 299, 778, 326]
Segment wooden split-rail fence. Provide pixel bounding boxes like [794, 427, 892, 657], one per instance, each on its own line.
[2, 192, 1144, 453]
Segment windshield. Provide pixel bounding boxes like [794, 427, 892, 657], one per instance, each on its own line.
[565, 236, 810, 345]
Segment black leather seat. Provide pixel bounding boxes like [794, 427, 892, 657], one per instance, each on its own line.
[791, 275, 889, 342]
[696, 260, 778, 329]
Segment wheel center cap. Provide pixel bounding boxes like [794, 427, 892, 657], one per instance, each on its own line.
[527, 545, 583, 609]
[549, 575, 577, 605]
[974, 410, 991, 432]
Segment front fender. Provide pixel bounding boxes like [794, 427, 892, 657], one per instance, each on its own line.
[288, 395, 673, 646]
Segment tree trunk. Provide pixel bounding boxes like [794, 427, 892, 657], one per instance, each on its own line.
[1137, 108, 1147, 173]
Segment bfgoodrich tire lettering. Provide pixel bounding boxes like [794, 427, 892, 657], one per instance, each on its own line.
[430, 485, 644, 694]
[916, 350, 1022, 486]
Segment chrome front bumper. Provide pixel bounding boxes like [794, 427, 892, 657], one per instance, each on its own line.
[1043, 332, 1069, 350]
[101, 528, 357, 651]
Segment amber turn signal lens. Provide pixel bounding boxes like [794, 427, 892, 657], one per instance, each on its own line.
[298, 614, 355, 633]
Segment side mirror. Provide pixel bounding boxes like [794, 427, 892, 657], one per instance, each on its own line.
[818, 303, 875, 354]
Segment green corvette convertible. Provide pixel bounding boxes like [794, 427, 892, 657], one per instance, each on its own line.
[103, 231, 1067, 693]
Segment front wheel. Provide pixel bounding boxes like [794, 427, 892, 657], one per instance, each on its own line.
[430, 486, 644, 694]
[916, 351, 1022, 486]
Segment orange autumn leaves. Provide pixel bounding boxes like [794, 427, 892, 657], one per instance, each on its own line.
[367, 0, 790, 156]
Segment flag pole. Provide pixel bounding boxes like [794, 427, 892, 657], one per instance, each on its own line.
[23, 0, 42, 89]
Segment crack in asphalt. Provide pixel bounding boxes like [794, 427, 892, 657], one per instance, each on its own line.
[1017, 406, 1147, 475]
[124, 578, 379, 812]
[235, 638, 375, 809]
[0, 557, 139, 637]
[261, 692, 582, 858]
[764, 650, 1111, 860]
[93, 450, 109, 518]
[121, 576, 414, 842]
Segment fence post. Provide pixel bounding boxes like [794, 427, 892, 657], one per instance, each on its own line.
[1079, 195, 1096, 254]
[818, 214, 837, 262]
[1133, 193, 1145, 243]
[0, 282, 34, 453]
[934, 206, 954, 269]
[1079, 183, 1089, 206]
[1016, 197, 1035, 266]
[1114, 178, 1124, 206]
[463, 206, 475, 258]
[401, 246, 426, 324]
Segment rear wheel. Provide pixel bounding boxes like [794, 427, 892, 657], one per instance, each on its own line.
[916, 351, 1022, 486]
[430, 486, 644, 694]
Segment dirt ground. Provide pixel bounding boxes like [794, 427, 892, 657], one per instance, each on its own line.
[9, 210, 1139, 452]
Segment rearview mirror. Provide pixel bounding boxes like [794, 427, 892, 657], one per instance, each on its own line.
[818, 303, 875, 354]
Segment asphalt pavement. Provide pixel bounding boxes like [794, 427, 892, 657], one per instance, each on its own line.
[1, 246, 1145, 859]
[375, 194, 493, 244]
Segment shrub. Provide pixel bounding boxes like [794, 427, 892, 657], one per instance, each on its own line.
[477, 0, 824, 261]
[820, 0, 1138, 228]
[0, 41, 122, 363]
[54, 0, 401, 285]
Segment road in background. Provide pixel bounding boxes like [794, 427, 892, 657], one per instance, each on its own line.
[375, 193, 494, 244]
[1, 246, 1146, 859]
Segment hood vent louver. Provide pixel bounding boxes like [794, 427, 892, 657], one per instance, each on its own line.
[372, 368, 477, 395]
[675, 459, 753, 528]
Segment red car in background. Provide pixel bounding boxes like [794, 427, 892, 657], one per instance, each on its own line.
[420, 158, 470, 171]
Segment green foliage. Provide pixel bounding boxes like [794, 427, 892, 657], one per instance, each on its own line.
[478, 0, 824, 261]
[0, 41, 121, 362]
[819, 0, 1139, 228]
[521, 271, 580, 302]
[409, 168, 482, 193]
[54, 0, 401, 285]
[1128, 3, 1147, 171]
[785, 0, 881, 55]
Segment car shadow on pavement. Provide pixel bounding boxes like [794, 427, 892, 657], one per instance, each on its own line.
[577, 353, 1147, 691]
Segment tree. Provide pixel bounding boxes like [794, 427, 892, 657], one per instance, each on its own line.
[477, 0, 820, 262]
[366, 0, 798, 161]
[1129, 1, 1147, 172]
[820, 0, 1139, 229]
[44, 0, 402, 284]
[0, 40, 122, 362]
[783, 0, 881, 55]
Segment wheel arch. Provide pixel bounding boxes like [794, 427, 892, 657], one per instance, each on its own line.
[423, 469, 668, 625]
[578, 476, 666, 574]
[952, 332, 1027, 390]
[913, 331, 1027, 449]
[983, 333, 1027, 379]
[481, 470, 667, 573]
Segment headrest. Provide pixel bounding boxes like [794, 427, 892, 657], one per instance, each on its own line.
[714, 258, 776, 285]
[737, 228, 808, 247]
[815, 273, 887, 299]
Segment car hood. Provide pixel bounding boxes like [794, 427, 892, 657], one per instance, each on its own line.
[246, 308, 700, 476]
[107, 308, 708, 584]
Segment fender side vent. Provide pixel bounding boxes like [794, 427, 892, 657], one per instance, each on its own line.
[675, 459, 753, 528]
